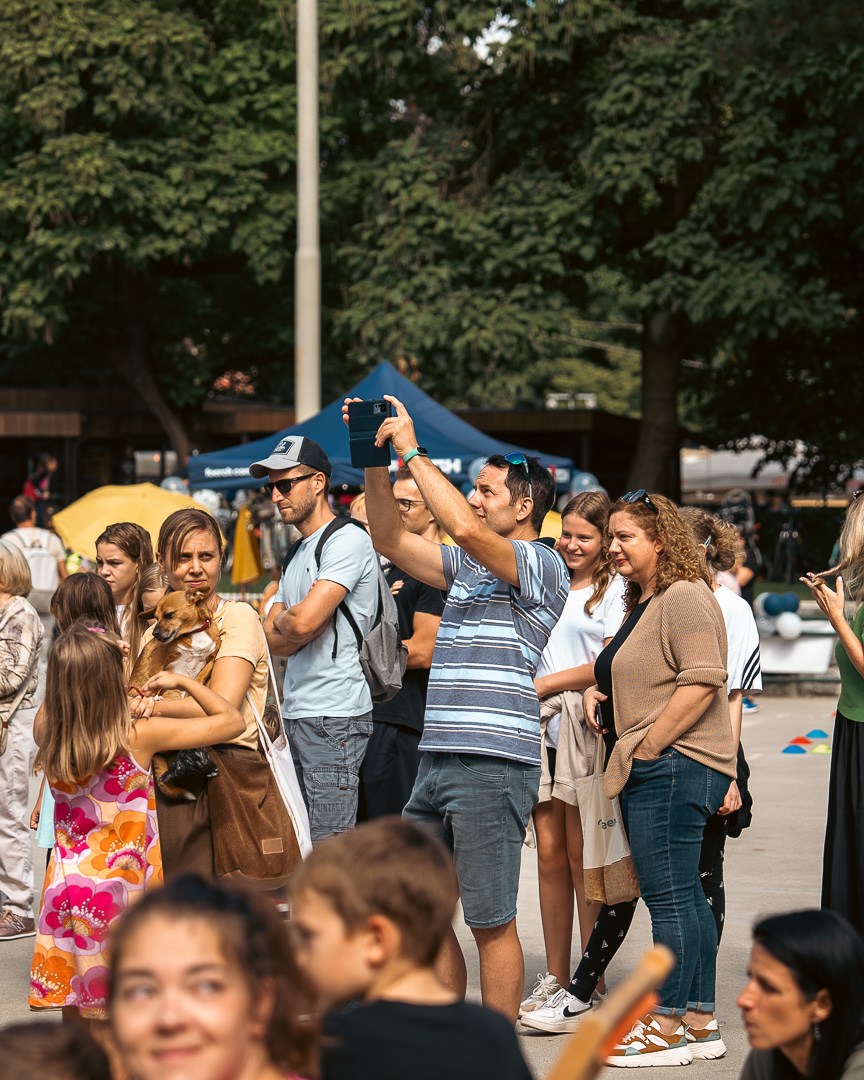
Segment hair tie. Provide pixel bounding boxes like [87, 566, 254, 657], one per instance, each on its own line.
[86, 626, 106, 633]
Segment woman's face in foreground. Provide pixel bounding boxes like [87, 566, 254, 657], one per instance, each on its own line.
[112, 914, 272, 1080]
[736, 942, 824, 1054]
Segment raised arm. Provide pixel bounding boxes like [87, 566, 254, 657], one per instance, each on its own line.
[344, 395, 525, 588]
[362, 466, 447, 589]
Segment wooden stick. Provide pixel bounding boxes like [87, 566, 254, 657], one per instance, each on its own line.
[544, 944, 675, 1080]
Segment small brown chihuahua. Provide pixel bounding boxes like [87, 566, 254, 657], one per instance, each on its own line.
[129, 588, 223, 798]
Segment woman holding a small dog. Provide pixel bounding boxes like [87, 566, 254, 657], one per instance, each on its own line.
[131, 508, 271, 880]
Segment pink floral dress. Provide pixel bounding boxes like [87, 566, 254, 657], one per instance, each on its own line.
[28, 754, 162, 1018]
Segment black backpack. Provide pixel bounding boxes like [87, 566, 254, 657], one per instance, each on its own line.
[282, 518, 408, 703]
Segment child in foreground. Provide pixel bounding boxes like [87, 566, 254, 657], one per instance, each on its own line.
[289, 818, 533, 1080]
[28, 620, 244, 1030]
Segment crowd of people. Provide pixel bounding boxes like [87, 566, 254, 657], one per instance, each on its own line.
[0, 393, 863, 1080]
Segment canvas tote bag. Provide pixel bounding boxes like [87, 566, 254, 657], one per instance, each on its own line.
[575, 735, 640, 905]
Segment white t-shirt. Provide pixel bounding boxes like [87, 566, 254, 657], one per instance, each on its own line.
[536, 574, 627, 747]
[714, 585, 762, 693]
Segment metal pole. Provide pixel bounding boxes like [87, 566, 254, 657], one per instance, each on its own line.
[294, 0, 321, 421]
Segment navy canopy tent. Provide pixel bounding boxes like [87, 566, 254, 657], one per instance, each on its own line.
[188, 362, 573, 491]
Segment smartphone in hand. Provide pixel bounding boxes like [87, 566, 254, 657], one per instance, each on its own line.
[347, 399, 393, 469]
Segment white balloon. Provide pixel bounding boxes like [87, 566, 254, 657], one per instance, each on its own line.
[192, 488, 221, 514]
[756, 615, 776, 637]
[775, 612, 803, 641]
[754, 593, 769, 616]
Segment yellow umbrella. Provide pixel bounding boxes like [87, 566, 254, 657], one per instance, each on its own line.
[53, 483, 210, 559]
[231, 505, 263, 587]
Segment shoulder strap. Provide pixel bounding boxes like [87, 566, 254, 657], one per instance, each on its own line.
[313, 516, 365, 568]
[315, 517, 370, 655]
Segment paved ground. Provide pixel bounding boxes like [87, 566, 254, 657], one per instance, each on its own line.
[1, 696, 834, 1078]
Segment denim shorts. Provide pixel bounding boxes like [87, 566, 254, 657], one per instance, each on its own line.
[285, 713, 373, 843]
[403, 751, 540, 929]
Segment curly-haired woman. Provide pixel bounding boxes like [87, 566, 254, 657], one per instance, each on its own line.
[582, 491, 736, 1068]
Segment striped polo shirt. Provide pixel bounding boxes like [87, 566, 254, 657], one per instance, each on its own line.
[420, 539, 569, 766]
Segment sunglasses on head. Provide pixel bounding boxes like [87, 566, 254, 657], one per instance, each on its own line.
[620, 489, 659, 514]
[504, 452, 533, 502]
[264, 473, 319, 498]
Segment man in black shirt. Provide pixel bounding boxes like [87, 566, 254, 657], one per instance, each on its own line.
[358, 466, 445, 819]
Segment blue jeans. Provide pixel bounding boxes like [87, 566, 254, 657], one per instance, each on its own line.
[620, 749, 727, 1016]
[403, 751, 540, 929]
[285, 713, 373, 842]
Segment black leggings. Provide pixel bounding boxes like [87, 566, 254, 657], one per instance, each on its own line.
[567, 818, 727, 1000]
[567, 899, 639, 1002]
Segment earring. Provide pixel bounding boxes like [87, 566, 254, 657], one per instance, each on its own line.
[813, 1022, 822, 1042]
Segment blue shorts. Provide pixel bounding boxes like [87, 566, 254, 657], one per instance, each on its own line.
[403, 751, 540, 929]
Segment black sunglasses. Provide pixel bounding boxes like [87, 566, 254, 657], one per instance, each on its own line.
[504, 452, 533, 502]
[264, 473, 319, 498]
[620, 489, 659, 514]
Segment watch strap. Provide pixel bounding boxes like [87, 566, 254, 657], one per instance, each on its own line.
[402, 446, 428, 464]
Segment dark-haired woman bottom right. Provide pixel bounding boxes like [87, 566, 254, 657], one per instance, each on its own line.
[737, 909, 864, 1080]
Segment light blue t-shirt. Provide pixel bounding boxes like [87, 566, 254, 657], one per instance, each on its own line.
[421, 539, 570, 765]
[276, 520, 378, 719]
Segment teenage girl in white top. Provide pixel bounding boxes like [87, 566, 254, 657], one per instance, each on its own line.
[521, 491, 626, 1015]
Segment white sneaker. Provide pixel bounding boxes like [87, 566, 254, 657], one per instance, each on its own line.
[519, 988, 592, 1033]
[685, 1017, 727, 1059]
[519, 972, 562, 1017]
[606, 1014, 694, 1067]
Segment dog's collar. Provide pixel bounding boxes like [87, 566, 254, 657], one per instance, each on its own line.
[191, 619, 211, 633]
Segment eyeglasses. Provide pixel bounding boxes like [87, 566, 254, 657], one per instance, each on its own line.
[264, 473, 318, 498]
[395, 498, 426, 512]
[620, 489, 659, 514]
[504, 452, 533, 502]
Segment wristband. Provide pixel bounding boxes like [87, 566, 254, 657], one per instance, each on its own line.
[402, 446, 428, 465]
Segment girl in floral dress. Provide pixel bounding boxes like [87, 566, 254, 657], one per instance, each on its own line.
[28, 620, 244, 1027]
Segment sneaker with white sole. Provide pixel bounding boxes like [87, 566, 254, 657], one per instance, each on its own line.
[520, 988, 592, 1033]
[519, 972, 562, 1017]
[0, 908, 36, 940]
[606, 1014, 693, 1067]
[685, 1018, 727, 1059]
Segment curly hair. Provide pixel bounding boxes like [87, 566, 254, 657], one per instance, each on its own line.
[560, 491, 617, 615]
[679, 506, 742, 576]
[609, 494, 714, 612]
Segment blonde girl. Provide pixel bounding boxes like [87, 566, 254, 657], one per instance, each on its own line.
[31, 574, 124, 856]
[802, 492, 864, 934]
[28, 621, 243, 1036]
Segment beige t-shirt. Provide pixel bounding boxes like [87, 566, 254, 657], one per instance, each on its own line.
[140, 599, 268, 750]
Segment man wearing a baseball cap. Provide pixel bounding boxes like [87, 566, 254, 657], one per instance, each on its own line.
[257, 435, 378, 841]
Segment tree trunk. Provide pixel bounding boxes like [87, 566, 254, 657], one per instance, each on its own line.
[625, 308, 685, 496]
[110, 270, 192, 465]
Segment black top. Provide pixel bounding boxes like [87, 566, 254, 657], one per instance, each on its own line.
[593, 595, 652, 762]
[372, 562, 445, 733]
[322, 999, 533, 1080]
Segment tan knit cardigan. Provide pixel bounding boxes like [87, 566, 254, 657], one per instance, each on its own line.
[603, 578, 736, 798]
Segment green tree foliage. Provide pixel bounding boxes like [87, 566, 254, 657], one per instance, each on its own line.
[0, 0, 862, 490]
